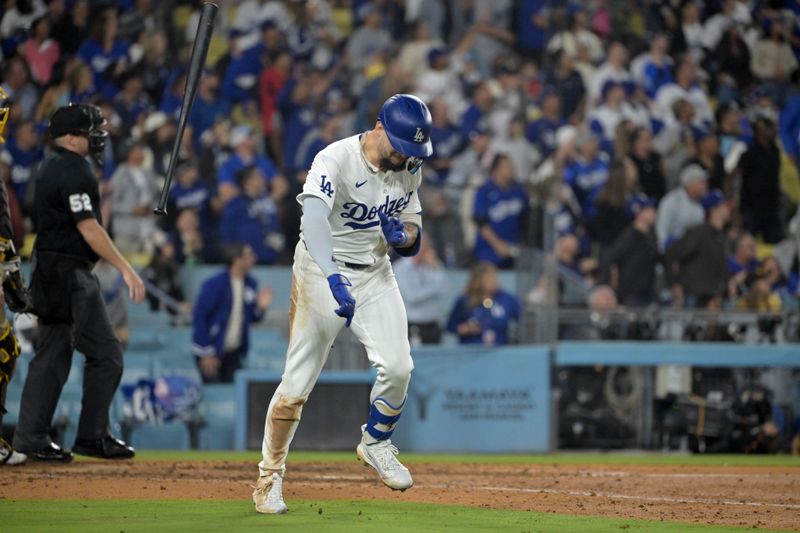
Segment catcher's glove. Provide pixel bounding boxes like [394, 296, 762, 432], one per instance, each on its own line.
[0, 322, 20, 384]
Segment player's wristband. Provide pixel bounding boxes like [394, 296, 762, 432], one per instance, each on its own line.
[394, 230, 422, 257]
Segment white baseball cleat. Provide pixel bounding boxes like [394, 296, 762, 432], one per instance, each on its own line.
[0, 437, 27, 466]
[357, 438, 413, 491]
[252, 473, 288, 514]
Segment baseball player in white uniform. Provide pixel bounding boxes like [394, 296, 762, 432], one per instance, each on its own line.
[253, 94, 433, 514]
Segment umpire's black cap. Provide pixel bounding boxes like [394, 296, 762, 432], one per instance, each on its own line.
[49, 104, 104, 138]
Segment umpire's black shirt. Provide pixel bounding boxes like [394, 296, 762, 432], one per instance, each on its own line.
[34, 146, 101, 263]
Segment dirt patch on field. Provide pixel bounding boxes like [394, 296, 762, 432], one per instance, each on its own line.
[2, 460, 799, 530]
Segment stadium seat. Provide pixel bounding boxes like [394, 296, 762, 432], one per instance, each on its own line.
[54, 386, 84, 448]
[153, 353, 203, 382]
[129, 422, 191, 450]
[8, 353, 27, 386]
[121, 353, 155, 383]
[63, 355, 85, 390]
[2, 381, 23, 426]
[245, 339, 287, 371]
[198, 384, 236, 450]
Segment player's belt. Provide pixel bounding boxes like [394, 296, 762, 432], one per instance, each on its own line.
[338, 260, 372, 270]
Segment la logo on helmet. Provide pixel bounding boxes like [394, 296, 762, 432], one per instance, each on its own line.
[413, 127, 424, 142]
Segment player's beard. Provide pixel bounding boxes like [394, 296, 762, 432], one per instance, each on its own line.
[379, 157, 406, 172]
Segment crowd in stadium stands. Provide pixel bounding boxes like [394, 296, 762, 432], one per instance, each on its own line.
[2, 0, 800, 337]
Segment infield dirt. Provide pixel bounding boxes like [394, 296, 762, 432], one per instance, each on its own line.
[2, 460, 798, 530]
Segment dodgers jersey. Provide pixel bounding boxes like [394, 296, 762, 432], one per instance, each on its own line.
[298, 134, 423, 265]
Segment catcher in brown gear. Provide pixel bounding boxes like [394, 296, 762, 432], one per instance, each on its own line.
[0, 86, 31, 466]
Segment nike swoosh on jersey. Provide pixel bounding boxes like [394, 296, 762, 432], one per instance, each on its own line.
[355, 180, 368, 188]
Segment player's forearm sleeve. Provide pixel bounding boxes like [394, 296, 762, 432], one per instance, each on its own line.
[301, 196, 339, 277]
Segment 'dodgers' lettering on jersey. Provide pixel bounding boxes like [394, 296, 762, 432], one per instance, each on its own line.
[340, 192, 413, 230]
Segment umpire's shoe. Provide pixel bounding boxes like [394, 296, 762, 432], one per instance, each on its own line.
[21, 441, 73, 462]
[72, 435, 135, 459]
[253, 473, 288, 514]
[356, 428, 413, 491]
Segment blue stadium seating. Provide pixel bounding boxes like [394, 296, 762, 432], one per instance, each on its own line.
[153, 353, 203, 382]
[198, 384, 236, 450]
[54, 385, 84, 448]
[2, 381, 23, 427]
[121, 353, 156, 383]
[129, 422, 191, 450]
[246, 338, 288, 371]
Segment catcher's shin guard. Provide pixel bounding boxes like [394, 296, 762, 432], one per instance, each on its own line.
[0, 322, 20, 385]
[0, 321, 20, 439]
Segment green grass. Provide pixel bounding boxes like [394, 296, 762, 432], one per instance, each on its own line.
[0, 500, 784, 533]
[126, 450, 800, 467]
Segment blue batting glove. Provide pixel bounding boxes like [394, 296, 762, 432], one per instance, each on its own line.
[378, 211, 407, 247]
[327, 274, 355, 327]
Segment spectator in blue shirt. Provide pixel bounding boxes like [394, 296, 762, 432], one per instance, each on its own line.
[447, 262, 521, 346]
[217, 124, 286, 206]
[473, 153, 530, 269]
[166, 162, 214, 237]
[0, 120, 42, 213]
[631, 32, 673, 99]
[588, 80, 638, 154]
[779, 91, 800, 165]
[517, 0, 551, 62]
[159, 68, 186, 119]
[191, 243, 272, 383]
[221, 29, 263, 106]
[294, 111, 343, 175]
[112, 70, 150, 133]
[188, 70, 231, 150]
[459, 82, 493, 139]
[66, 60, 97, 106]
[276, 67, 331, 175]
[526, 89, 562, 159]
[219, 165, 285, 265]
[564, 131, 610, 222]
[427, 98, 464, 186]
[77, 7, 130, 98]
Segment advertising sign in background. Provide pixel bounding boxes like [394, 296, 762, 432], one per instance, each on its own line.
[392, 346, 551, 453]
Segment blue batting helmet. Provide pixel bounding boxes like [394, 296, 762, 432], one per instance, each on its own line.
[378, 94, 433, 160]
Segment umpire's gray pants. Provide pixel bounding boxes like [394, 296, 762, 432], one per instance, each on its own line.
[14, 269, 123, 450]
